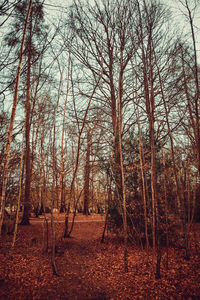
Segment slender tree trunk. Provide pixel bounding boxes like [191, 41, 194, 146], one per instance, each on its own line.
[138, 115, 149, 249]
[136, 0, 159, 260]
[11, 131, 25, 247]
[150, 119, 157, 252]
[39, 141, 43, 214]
[68, 188, 83, 237]
[0, 0, 32, 235]
[50, 193, 58, 275]
[101, 210, 109, 243]
[48, 49, 64, 275]
[83, 130, 91, 216]
[119, 116, 128, 273]
[59, 53, 71, 213]
[191, 177, 197, 225]
[39, 132, 45, 214]
[101, 172, 112, 243]
[50, 105, 59, 276]
[21, 45, 32, 225]
[161, 145, 169, 270]
[136, 77, 149, 250]
[43, 215, 49, 253]
[186, 161, 191, 223]
[148, 54, 157, 254]
[117, 53, 128, 273]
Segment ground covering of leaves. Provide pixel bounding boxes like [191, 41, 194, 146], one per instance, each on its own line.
[0, 213, 200, 299]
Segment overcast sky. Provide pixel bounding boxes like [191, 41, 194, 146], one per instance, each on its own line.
[43, 0, 200, 54]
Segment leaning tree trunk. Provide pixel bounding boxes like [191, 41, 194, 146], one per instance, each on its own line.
[0, 0, 32, 235]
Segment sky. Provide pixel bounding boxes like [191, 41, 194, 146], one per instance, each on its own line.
[43, 0, 200, 55]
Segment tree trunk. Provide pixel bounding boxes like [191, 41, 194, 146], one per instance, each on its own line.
[184, 0, 200, 175]
[11, 131, 25, 247]
[137, 110, 149, 250]
[68, 188, 83, 237]
[83, 130, 91, 216]
[20, 43, 32, 225]
[59, 53, 70, 213]
[0, 0, 32, 235]
[117, 52, 128, 273]
[51, 194, 59, 276]
[50, 99, 59, 276]
[161, 145, 169, 270]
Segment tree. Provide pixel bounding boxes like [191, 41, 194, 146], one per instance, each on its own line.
[3, 0, 49, 225]
[66, 0, 137, 198]
[0, 0, 32, 235]
[155, 46, 190, 260]
[63, 61, 103, 237]
[178, 0, 200, 174]
[59, 52, 71, 213]
[65, 0, 138, 270]
[134, 0, 183, 276]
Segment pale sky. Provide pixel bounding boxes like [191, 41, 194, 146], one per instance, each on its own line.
[43, 0, 200, 53]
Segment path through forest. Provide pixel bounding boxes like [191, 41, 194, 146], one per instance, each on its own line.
[0, 214, 200, 299]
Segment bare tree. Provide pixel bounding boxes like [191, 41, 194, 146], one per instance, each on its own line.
[59, 52, 71, 213]
[64, 60, 103, 237]
[0, 0, 32, 235]
[179, 0, 200, 173]
[154, 41, 190, 260]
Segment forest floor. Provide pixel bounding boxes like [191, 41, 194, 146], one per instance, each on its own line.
[0, 213, 200, 299]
